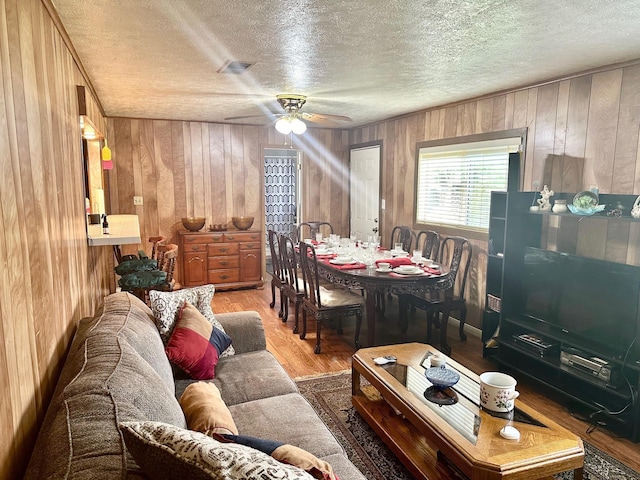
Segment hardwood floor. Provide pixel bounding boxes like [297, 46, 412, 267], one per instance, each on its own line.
[212, 282, 640, 473]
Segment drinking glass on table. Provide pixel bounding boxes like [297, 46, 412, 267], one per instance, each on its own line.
[394, 242, 403, 252]
[412, 249, 423, 264]
[315, 233, 323, 243]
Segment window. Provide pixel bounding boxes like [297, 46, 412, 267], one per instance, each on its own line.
[415, 134, 522, 231]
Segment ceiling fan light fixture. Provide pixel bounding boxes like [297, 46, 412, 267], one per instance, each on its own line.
[275, 117, 293, 134]
[291, 117, 307, 134]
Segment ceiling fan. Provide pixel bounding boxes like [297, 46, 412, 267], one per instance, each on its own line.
[225, 94, 352, 133]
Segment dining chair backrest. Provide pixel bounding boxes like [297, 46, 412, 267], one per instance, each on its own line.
[390, 225, 414, 251]
[297, 221, 334, 242]
[438, 236, 472, 299]
[280, 234, 301, 293]
[299, 242, 322, 308]
[416, 230, 440, 261]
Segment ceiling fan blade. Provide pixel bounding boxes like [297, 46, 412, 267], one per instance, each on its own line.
[224, 113, 282, 121]
[302, 112, 352, 125]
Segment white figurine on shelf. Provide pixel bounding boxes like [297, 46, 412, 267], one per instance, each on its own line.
[537, 185, 554, 211]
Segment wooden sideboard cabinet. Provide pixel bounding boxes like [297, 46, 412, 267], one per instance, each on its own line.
[179, 230, 263, 290]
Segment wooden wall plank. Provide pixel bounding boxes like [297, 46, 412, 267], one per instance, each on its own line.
[584, 70, 623, 192]
[612, 65, 640, 194]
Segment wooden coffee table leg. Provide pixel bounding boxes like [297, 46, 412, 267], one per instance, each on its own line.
[573, 466, 583, 480]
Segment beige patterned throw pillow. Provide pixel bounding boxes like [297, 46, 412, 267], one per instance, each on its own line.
[149, 285, 234, 357]
[119, 421, 315, 480]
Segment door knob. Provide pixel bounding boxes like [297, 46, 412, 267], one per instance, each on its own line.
[374, 218, 378, 223]
[372, 227, 378, 233]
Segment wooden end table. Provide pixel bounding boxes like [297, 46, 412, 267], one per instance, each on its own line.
[352, 343, 584, 480]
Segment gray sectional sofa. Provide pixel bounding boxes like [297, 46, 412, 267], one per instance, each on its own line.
[24, 292, 365, 479]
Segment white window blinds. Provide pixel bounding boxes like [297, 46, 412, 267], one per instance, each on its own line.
[416, 138, 521, 230]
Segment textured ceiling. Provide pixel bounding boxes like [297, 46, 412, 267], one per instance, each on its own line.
[52, 0, 640, 128]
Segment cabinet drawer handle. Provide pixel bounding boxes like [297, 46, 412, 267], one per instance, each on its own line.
[245, 254, 257, 259]
[219, 248, 228, 253]
[220, 261, 228, 266]
[188, 256, 203, 263]
[220, 275, 229, 280]
[245, 243, 257, 249]
[191, 246, 203, 251]
[226, 235, 234, 240]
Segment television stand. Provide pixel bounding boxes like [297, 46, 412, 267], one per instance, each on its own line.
[491, 191, 640, 442]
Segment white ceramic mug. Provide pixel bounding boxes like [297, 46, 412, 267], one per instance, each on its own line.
[479, 372, 519, 413]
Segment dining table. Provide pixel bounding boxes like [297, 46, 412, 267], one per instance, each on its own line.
[315, 256, 453, 352]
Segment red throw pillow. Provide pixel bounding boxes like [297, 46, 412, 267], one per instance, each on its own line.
[165, 302, 232, 379]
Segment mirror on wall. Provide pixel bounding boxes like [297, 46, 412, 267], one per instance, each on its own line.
[81, 115, 106, 221]
[77, 86, 109, 224]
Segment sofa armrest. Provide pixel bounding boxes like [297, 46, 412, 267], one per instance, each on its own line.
[216, 311, 266, 354]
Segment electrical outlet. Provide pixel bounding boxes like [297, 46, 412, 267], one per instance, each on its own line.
[133, 196, 143, 206]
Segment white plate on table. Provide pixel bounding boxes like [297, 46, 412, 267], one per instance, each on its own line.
[376, 267, 393, 273]
[394, 266, 424, 275]
[330, 258, 357, 265]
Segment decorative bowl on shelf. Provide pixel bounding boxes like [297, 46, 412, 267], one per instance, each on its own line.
[232, 216, 254, 230]
[569, 190, 604, 216]
[181, 217, 206, 232]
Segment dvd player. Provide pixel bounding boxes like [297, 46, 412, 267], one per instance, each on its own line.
[560, 349, 618, 383]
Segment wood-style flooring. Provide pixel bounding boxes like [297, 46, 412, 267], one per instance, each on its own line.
[212, 282, 640, 473]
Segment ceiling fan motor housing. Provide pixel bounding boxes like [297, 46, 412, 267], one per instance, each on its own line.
[277, 94, 307, 113]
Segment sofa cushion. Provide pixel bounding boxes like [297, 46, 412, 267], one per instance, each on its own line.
[175, 350, 298, 404]
[119, 421, 315, 480]
[229, 393, 346, 460]
[166, 302, 232, 379]
[149, 285, 235, 357]
[180, 382, 238, 436]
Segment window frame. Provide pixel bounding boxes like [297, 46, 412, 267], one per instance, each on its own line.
[413, 129, 526, 241]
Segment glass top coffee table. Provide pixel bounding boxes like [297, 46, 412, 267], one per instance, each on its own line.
[352, 343, 584, 480]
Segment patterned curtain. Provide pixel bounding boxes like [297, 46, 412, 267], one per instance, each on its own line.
[264, 151, 298, 247]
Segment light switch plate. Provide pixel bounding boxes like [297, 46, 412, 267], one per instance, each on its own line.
[381, 199, 386, 209]
[133, 196, 143, 206]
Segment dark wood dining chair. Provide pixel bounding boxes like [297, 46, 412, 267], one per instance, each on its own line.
[416, 230, 440, 261]
[280, 234, 305, 332]
[267, 230, 286, 319]
[398, 236, 472, 355]
[389, 225, 414, 251]
[298, 242, 363, 354]
[297, 221, 334, 242]
[378, 225, 416, 314]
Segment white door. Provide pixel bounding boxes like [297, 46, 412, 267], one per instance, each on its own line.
[350, 145, 381, 241]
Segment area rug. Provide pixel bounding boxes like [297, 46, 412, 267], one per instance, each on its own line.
[295, 372, 640, 480]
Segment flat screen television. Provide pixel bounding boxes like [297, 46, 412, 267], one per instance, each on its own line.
[522, 247, 640, 359]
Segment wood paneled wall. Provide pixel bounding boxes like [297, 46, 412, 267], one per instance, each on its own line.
[107, 118, 350, 281]
[349, 62, 640, 331]
[0, 0, 113, 478]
